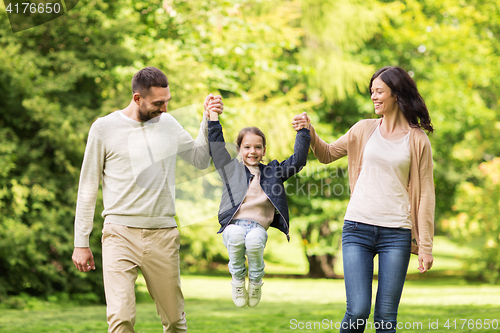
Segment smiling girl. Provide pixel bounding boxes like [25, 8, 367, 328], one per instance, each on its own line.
[207, 106, 310, 308]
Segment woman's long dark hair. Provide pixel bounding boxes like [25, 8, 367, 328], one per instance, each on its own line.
[370, 66, 434, 133]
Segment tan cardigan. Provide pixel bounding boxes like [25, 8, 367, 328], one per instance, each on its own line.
[309, 118, 435, 255]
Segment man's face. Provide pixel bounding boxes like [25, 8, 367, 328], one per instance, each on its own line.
[136, 86, 171, 122]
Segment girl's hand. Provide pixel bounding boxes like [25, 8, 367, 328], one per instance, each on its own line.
[292, 112, 311, 131]
[204, 94, 223, 120]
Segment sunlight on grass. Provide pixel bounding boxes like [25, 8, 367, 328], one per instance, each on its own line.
[181, 276, 347, 304]
[263, 227, 309, 275]
[262, 234, 474, 276]
[2, 275, 499, 333]
[401, 282, 500, 306]
[2, 235, 497, 333]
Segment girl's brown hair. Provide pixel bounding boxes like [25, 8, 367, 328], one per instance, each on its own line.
[236, 127, 266, 150]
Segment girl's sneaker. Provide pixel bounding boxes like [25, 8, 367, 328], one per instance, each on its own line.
[231, 279, 248, 307]
[248, 281, 263, 307]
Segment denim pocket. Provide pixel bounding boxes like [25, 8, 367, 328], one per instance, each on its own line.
[343, 220, 358, 231]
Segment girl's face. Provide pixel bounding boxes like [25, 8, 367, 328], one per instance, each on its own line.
[370, 77, 399, 116]
[238, 133, 266, 167]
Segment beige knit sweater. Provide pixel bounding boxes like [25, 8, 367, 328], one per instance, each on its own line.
[232, 165, 275, 229]
[74, 111, 210, 247]
[309, 118, 435, 255]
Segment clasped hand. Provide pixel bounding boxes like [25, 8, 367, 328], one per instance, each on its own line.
[292, 112, 311, 131]
[204, 94, 224, 120]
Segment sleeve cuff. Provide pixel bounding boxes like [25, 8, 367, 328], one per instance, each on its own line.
[74, 235, 90, 248]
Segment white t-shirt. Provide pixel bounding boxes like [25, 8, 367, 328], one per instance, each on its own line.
[344, 124, 411, 229]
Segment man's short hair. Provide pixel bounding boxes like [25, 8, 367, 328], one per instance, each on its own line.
[132, 67, 169, 96]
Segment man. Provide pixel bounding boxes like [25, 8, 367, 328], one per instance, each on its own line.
[72, 67, 223, 333]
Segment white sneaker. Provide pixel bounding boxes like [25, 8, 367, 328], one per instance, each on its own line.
[231, 279, 248, 307]
[248, 280, 263, 307]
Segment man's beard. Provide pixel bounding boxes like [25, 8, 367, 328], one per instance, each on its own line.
[138, 106, 157, 122]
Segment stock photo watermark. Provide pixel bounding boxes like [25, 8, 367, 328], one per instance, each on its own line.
[3, 0, 79, 32]
[289, 318, 500, 330]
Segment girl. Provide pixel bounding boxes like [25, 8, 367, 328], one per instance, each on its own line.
[207, 108, 310, 308]
[293, 66, 435, 332]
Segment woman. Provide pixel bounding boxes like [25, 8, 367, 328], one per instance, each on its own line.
[292, 66, 434, 333]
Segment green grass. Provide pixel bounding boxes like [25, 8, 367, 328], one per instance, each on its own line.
[1, 235, 496, 332]
[1, 276, 499, 333]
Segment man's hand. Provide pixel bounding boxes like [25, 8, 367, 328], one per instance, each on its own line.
[418, 253, 433, 273]
[204, 94, 224, 119]
[72, 247, 96, 272]
[292, 112, 311, 131]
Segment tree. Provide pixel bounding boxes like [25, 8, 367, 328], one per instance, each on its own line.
[286, 0, 389, 278]
[332, 0, 500, 278]
[0, 0, 321, 300]
[0, 0, 137, 302]
[361, 0, 500, 224]
[351, 0, 500, 280]
[442, 158, 500, 283]
[291, 0, 500, 278]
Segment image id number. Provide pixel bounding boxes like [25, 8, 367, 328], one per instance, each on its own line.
[6, 2, 61, 14]
[444, 319, 499, 330]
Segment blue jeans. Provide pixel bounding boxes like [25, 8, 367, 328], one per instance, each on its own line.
[340, 220, 411, 333]
[222, 219, 268, 283]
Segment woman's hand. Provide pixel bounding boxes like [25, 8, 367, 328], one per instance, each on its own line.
[292, 112, 311, 131]
[418, 253, 434, 273]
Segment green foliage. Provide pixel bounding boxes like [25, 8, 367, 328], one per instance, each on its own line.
[443, 158, 500, 283]
[285, 0, 390, 277]
[0, 0, 321, 299]
[2, 0, 500, 303]
[300, 0, 500, 278]
[360, 0, 500, 282]
[361, 0, 500, 224]
[287, 161, 350, 277]
[299, 0, 385, 103]
[0, 0, 137, 301]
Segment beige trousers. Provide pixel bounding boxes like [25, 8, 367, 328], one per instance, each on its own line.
[102, 223, 187, 333]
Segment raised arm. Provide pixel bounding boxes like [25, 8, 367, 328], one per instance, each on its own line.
[207, 95, 237, 171]
[177, 94, 224, 169]
[208, 120, 233, 170]
[292, 112, 348, 164]
[278, 128, 311, 182]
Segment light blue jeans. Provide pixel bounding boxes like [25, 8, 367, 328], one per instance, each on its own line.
[340, 220, 411, 333]
[223, 219, 268, 283]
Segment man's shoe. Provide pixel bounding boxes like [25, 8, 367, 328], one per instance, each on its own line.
[231, 279, 248, 307]
[248, 280, 263, 307]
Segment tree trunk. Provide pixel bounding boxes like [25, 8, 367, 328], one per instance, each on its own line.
[306, 253, 340, 278]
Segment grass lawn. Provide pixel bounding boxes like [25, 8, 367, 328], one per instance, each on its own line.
[1, 275, 499, 333]
[1, 236, 499, 332]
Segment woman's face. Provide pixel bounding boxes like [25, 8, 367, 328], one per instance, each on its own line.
[370, 77, 398, 116]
